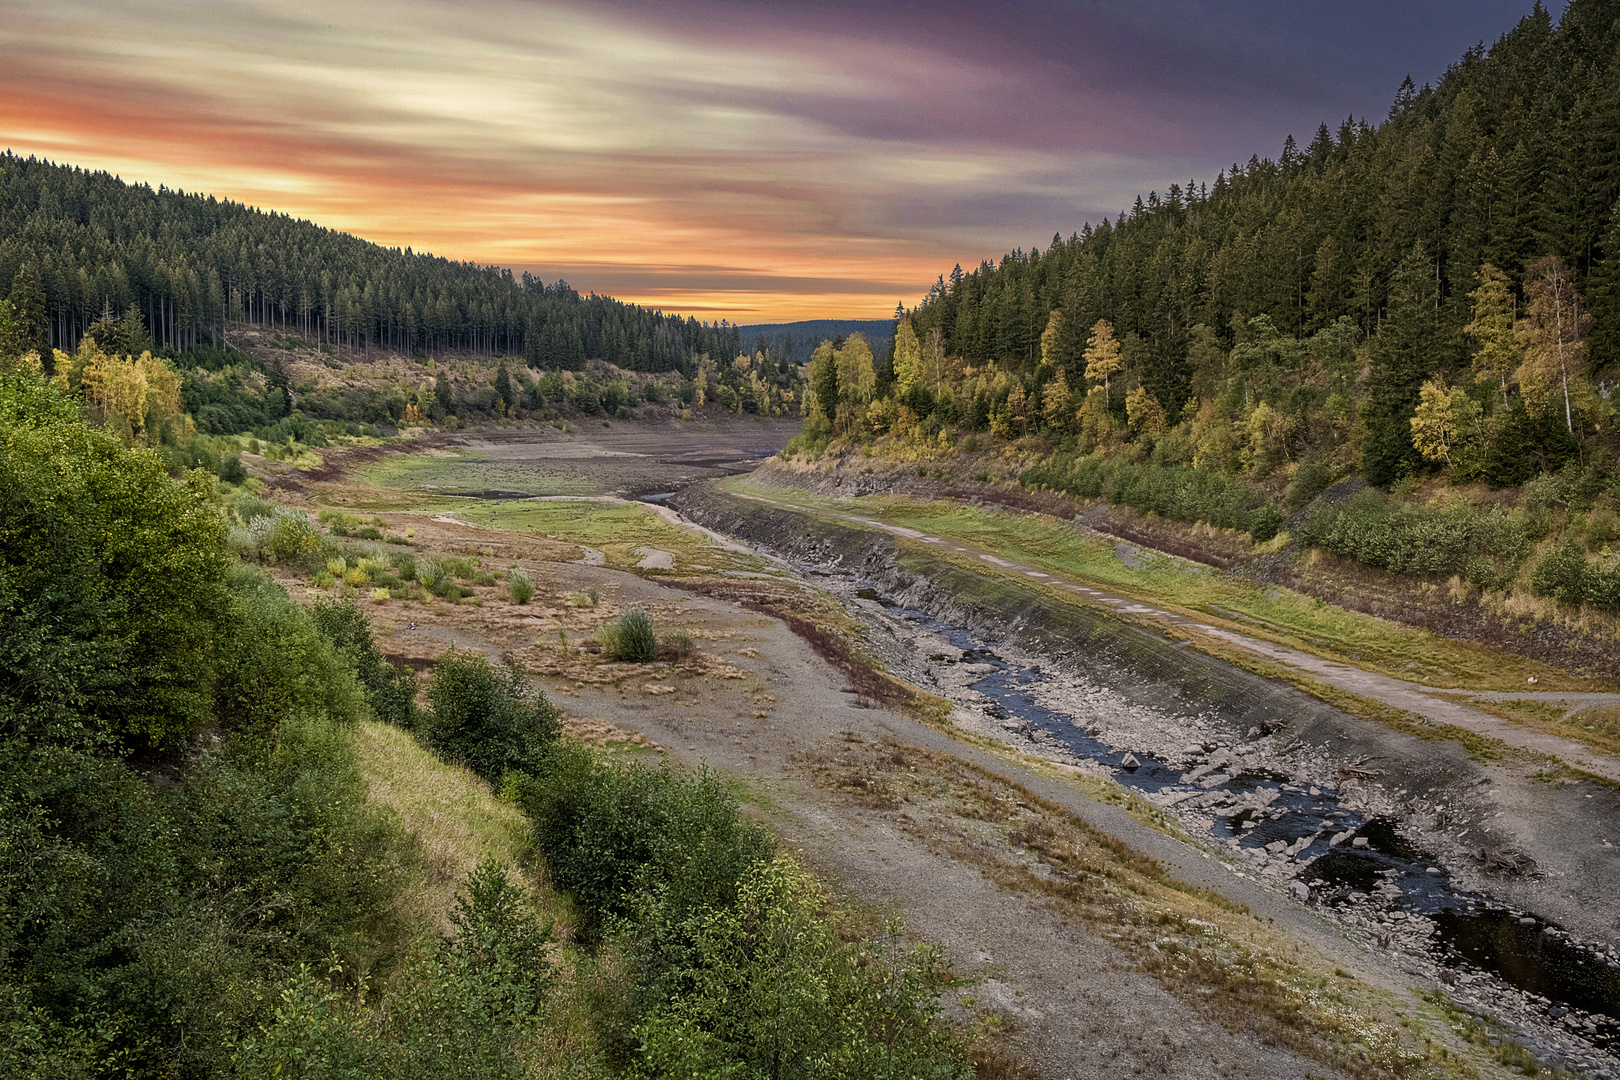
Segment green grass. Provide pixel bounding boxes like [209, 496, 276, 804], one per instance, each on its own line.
[735, 480, 1592, 694]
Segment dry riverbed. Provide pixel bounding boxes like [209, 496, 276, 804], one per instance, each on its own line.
[273, 423, 1620, 1078]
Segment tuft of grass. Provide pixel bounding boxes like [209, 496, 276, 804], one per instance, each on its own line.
[569, 588, 598, 609]
[509, 571, 534, 604]
[370, 587, 390, 602]
[660, 629, 696, 660]
[597, 608, 658, 662]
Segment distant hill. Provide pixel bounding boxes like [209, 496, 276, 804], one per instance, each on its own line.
[0, 152, 739, 372]
[739, 319, 894, 367]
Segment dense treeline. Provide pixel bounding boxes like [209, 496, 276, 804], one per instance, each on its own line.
[0, 152, 740, 372]
[792, 0, 1620, 615]
[833, 0, 1620, 489]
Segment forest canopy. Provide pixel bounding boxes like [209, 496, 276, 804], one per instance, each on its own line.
[0, 153, 740, 371]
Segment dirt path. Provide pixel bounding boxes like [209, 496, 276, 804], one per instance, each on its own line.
[739, 492, 1620, 784]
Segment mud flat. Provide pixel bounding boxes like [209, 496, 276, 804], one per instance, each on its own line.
[673, 473, 1620, 1074]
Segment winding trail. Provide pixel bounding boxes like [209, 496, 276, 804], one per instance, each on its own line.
[737, 491, 1620, 783]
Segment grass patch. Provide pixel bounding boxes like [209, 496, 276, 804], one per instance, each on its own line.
[799, 735, 1454, 1079]
[737, 481, 1592, 693]
[351, 720, 563, 934]
[1461, 698, 1620, 761]
[357, 448, 591, 496]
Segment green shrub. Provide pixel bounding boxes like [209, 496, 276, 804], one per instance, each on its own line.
[417, 560, 447, 591]
[1020, 452, 1272, 535]
[215, 569, 368, 733]
[1248, 504, 1286, 542]
[509, 572, 534, 604]
[393, 552, 418, 581]
[422, 651, 561, 783]
[513, 743, 773, 941]
[1299, 491, 1529, 577]
[310, 597, 418, 727]
[1283, 461, 1334, 508]
[218, 451, 247, 485]
[598, 608, 658, 662]
[0, 372, 232, 749]
[1530, 540, 1593, 607]
[627, 858, 967, 1080]
[355, 525, 383, 540]
[229, 861, 552, 1080]
[265, 509, 320, 563]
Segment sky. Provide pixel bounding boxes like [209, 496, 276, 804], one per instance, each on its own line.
[0, 0, 1542, 322]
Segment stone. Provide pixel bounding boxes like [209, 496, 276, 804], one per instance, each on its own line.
[1519, 917, 1537, 926]
[1309, 786, 1322, 796]
[1247, 726, 1260, 738]
[1352, 836, 1370, 848]
[1120, 753, 1140, 770]
[1265, 840, 1287, 854]
[1329, 830, 1356, 847]
[1425, 867, 1442, 874]
[1288, 881, 1311, 902]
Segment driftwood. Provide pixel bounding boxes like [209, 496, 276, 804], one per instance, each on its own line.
[1475, 846, 1538, 876]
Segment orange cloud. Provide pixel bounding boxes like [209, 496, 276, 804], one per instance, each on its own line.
[0, 0, 1183, 321]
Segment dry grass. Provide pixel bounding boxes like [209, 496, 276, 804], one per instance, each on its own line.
[350, 720, 570, 935]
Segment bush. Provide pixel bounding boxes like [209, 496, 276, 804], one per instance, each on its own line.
[598, 608, 658, 662]
[1530, 540, 1594, 607]
[1248, 504, 1286, 542]
[265, 509, 320, 563]
[218, 451, 247, 484]
[509, 571, 534, 604]
[0, 372, 233, 748]
[1299, 491, 1529, 577]
[1019, 452, 1272, 535]
[422, 651, 561, 783]
[229, 861, 552, 1080]
[1283, 461, 1333, 508]
[310, 597, 418, 727]
[512, 743, 773, 941]
[417, 560, 447, 591]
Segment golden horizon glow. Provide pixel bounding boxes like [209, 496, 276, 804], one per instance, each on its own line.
[1, 0, 1508, 322]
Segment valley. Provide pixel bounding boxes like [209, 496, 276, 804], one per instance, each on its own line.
[272, 420, 1620, 1078]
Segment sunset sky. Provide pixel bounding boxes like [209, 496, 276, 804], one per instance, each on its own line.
[0, 0, 1537, 322]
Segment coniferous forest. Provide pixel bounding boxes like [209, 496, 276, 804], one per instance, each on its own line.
[0, 152, 740, 370]
[787, 0, 1620, 616]
[825, 0, 1620, 490]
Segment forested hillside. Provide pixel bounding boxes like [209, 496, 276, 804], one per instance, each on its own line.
[793, 0, 1620, 621]
[823, 0, 1620, 488]
[0, 153, 740, 370]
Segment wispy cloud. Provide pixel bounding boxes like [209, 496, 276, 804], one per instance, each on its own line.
[0, 0, 1535, 320]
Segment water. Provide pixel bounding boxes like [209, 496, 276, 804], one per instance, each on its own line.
[848, 579, 1620, 1038]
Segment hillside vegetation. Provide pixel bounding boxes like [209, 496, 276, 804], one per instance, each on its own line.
[0, 330, 967, 1077]
[791, 0, 1620, 626]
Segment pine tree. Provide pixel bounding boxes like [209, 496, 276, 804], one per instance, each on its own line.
[1362, 245, 1444, 485]
[1464, 264, 1521, 394]
[7, 265, 49, 358]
